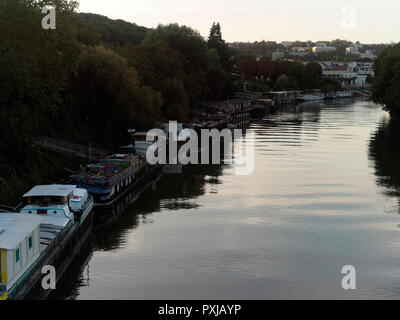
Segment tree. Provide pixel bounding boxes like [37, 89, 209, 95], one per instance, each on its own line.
[304, 62, 323, 88]
[238, 57, 258, 80]
[144, 24, 210, 103]
[208, 22, 232, 71]
[70, 46, 163, 146]
[0, 0, 81, 203]
[207, 48, 230, 100]
[120, 41, 189, 119]
[274, 74, 290, 90]
[372, 45, 400, 115]
[257, 57, 275, 82]
[319, 78, 342, 92]
[77, 13, 149, 45]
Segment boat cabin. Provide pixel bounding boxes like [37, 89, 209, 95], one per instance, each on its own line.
[0, 213, 42, 291]
[20, 185, 90, 227]
[119, 132, 160, 158]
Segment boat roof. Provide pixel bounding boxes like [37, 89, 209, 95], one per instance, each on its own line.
[0, 213, 43, 250]
[23, 185, 77, 198]
[41, 216, 71, 228]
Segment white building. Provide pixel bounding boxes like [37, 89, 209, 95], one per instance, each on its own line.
[281, 41, 293, 48]
[289, 51, 308, 57]
[315, 41, 329, 47]
[346, 46, 359, 55]
[346, 47, 377, 59]
[291, 47, 311, 52]
[312, 46, 337, 53]
[321, 61, 374, 87]
[360, 50, 377, 59]
[272, 51, 285, 60]
[0, 213, 43, 292]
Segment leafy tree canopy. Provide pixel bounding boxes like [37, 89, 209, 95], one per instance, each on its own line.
[372, 44, 400, 115]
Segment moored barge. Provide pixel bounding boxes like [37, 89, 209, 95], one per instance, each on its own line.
[68, 153, 161, 207]
[0, 185, 94, 300]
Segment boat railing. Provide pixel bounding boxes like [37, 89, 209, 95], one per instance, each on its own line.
[0, 203, 24, 213]
[0, 205, 12, 213]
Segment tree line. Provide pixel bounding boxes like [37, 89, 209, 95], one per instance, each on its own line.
[0, 0, 234, 203]
[372, 44, 400, 116]
[235, 56, 341, 92]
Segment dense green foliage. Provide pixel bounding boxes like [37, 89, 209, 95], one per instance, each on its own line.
[235, 57, 333, 91]
[372, 45, 400, 115]
[0, 0, 234, 204]
[77, 13, 148, 45]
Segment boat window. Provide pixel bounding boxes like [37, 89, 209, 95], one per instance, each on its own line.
[29, 196, 66, 206]
[28, 236, 33, 250]
[0, 255, 2, 284]
[15, 248, 20, 263]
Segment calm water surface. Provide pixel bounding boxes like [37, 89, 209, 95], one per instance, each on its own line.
[62, 100, 400, 300]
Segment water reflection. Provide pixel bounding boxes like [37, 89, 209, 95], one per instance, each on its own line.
[48, 237, 94, 300]
[369, 117, 400, 207]
[59, 100, 400, 300]
[93, 163, 225, 251]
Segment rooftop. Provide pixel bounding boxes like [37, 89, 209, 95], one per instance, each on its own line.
[23, 185, 77, 198]
[0, 213, 43, 250]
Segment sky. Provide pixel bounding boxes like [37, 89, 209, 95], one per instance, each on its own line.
[78, 0, 400, 44]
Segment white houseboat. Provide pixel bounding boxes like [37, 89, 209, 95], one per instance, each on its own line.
[0, 213, 43, 299]
[20, 184, 93, 227]
[1, 185, 94, 300]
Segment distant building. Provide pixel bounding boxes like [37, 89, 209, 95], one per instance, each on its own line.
[345, 46, 359, 55]
[315, 41, 329, 47]
[291, 47, 311, 52]
[312, 46, 337, 53]
[321, 61, 374, 87]
[272, 51, 285, 60]
[360, 50, 377, 59]
[289, 51, 309, 57]
[281, 41, 294, 48]
[346, 47, 377, 59]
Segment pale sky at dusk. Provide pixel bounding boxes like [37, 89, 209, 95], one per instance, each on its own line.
[78, 0, 399, 44]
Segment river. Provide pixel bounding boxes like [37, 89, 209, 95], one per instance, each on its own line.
[56, 99, 400, 300]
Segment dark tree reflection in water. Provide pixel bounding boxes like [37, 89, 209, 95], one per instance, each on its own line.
[369, 118, 400, 211]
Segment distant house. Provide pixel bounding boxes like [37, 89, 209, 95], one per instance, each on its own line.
[315, 41, 329, 47]
[346, 47, 377, 59]
[321, 61, 374, 87]
[345, 46, 359, 55]
[322, 65, 357, 87]
[281, 41, 294, 48]
[272, 51, 285, 60]
[312, 46, 337, 53]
